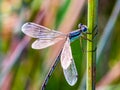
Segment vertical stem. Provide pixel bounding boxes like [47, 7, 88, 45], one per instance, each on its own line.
[87, 0, 98, 90]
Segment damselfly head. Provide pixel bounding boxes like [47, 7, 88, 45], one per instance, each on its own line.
[78, 23, 88, 33]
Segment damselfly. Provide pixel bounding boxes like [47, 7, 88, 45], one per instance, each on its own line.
[21, 22, 88, 90]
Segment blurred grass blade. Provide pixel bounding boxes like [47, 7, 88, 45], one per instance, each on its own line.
[96, 61, 120, 88]
[0, 37, 31, 87]
[97, 0, 120, 62]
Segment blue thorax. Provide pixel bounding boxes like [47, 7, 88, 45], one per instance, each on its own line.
[69, 24, 87, 42]
[69, 30, 82, 42]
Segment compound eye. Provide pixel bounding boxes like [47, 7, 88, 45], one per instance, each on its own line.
[78, 23, 83, 28]
[83, 28, 87, 32]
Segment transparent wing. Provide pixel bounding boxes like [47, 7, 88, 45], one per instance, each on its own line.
[61, 37, 78, 86]
[63, 59, 78, 86]
[32, 38, 65, 49]
[21, 22, 66, 39]
[61, 38, 72, 69]
[21, 22, 66, 49]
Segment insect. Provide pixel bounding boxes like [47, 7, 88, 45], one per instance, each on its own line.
[21, 22, 88, 90]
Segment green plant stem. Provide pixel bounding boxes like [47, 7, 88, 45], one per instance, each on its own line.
[87, 0, 98, 90]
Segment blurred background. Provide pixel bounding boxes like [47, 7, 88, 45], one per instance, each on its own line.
[0, 0, 120, 90]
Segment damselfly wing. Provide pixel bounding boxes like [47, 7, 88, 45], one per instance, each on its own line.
[22, 22, 66, 49]
[61, 37, 78, 86]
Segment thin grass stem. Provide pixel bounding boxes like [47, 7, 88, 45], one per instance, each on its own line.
[87, 0, 98, 90]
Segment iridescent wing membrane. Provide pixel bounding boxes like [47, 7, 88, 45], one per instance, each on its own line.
[21, 22, 78, 86]
[22, 22, 66, 49]
[61, 37, 78, 86]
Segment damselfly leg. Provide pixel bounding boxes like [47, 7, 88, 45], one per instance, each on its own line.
[85, 25, 98, 40]
[79, 25, 98, 52]
[81, 25, 98, 42]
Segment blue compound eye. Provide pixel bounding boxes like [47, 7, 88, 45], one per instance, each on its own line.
[83, 27, 87, 32]
[78, 23, 87, 32]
